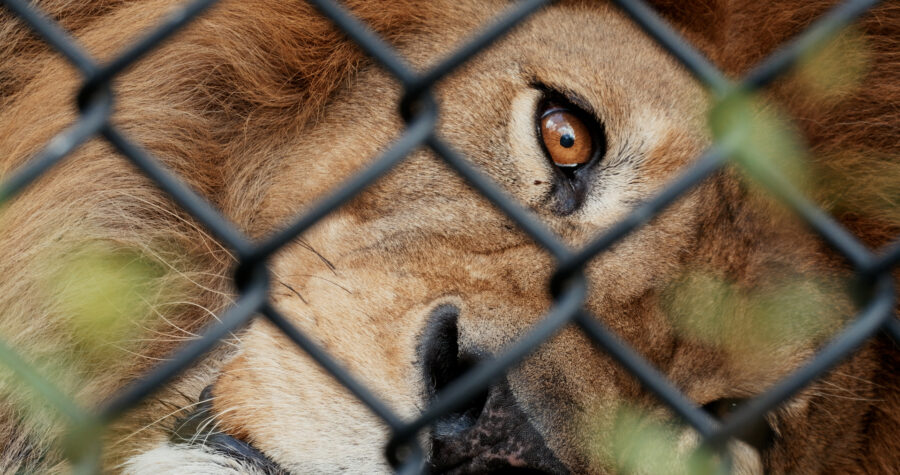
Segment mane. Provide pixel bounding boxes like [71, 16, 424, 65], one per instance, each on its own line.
[649, 0, 898, 246]
[723, 0, 899, 247]
[712, 3, 900, 471]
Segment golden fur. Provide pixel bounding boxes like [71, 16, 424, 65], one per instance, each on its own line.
[0, 0, 897, 472]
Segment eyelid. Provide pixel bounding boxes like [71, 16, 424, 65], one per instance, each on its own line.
[532, 82, 601, 124]
[563, 93, 599, 123]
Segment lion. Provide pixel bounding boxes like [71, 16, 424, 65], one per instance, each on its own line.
[0, 0, 897, 473]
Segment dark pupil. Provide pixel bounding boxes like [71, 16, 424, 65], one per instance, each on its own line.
[559, 134, 575, 148]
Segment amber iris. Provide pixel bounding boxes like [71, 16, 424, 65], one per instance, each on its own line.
[540, 109, 593, 167]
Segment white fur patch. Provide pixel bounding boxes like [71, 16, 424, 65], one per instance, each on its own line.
[122, 443, 268, 475]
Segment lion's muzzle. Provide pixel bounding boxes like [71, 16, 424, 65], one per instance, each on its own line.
[421, 305, 569, 474]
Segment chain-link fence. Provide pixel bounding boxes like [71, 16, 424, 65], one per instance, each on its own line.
[0, 0, 897, 472]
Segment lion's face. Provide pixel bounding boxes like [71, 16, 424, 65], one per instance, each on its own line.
[2, 0, 896, 474]
[129, 3, 870, 474]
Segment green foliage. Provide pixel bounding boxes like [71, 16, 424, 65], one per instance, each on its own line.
[0, 241, 165, 472]
[48, 243, 164, 361]
[663, 271, 844, 360]
[792, 27, 870, 102]
[710, 91, 810, 195]
[591, 405, 722, 475]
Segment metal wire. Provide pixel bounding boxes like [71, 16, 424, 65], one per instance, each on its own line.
[0, 0, 895, 473]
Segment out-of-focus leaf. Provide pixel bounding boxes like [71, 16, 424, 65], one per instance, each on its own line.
[816, 149, 900, 234]
[793, 27, 870, 102]
[589, 404, 721, 475]
[663, 270, 846, 364]
[48, 242, 164, 362]
[710, 92, 811, 195]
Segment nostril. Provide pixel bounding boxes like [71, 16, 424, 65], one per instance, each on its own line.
[421, 305, 463, 393]
[419, 304, 489, 434]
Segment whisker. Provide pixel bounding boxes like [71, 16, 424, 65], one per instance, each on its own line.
[113, 397, 214, 446]
[285, 273, 353, 295]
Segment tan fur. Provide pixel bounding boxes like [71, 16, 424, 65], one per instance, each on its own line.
[0, 0, 897, 473]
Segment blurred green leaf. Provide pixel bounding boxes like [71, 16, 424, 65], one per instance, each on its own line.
[592, 404, 721, 475]
[663, 272, 738, 345]
[793, 27, 870, 102]
[815, 149, 900, 232]
[710, 92, 810, 194]
[48, 243, 164, 361]
[64, 419, 104, 474]
[663, 270, 845, 361]
[0, 240, 171, 472]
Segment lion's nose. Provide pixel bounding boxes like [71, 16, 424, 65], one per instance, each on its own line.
[420, 305, 569, 474]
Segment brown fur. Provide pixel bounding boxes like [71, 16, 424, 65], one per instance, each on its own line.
[0, 0, 897, 473]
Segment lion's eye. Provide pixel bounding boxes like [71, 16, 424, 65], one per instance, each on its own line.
[533, 93, 605, 214]
[540, 109, 592, 167]
[537, 100, 602, 171]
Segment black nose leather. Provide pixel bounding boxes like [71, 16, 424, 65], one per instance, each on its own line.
[420, 305, 569, 474]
